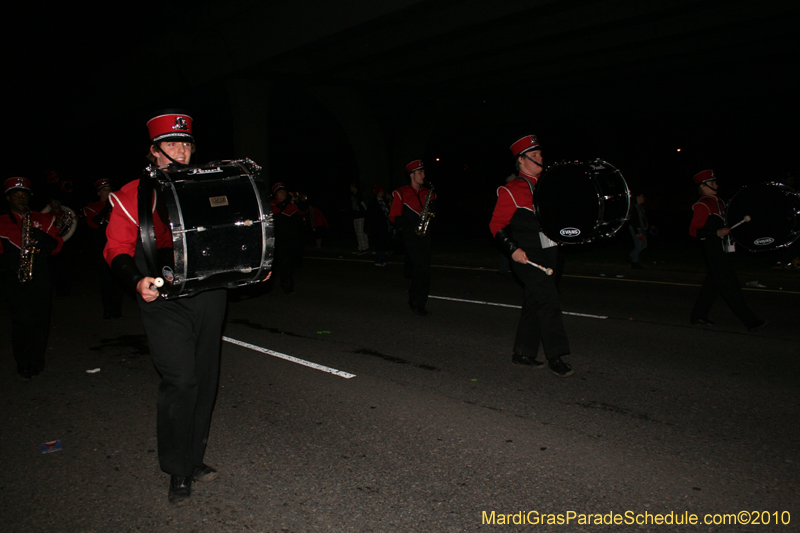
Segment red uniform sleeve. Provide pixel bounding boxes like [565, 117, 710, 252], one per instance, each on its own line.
[389, 189, 403, 223]
[689, 201, 711, 238]
[41, 213, 64, 255]
[489, 186, 516, 237]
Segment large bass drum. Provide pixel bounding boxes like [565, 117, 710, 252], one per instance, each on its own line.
[726, 182, 800, 252]
[534, 159, 631, 244]
[139, 159, 274, 299]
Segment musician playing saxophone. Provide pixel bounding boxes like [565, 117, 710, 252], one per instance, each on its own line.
[0, 177, 63, 381]
[390, 160, 437, 316]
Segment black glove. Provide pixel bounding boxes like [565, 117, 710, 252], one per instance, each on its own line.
[110, 254, 144, 290]
[30, 228, 58, 254]
[494, 227, 519, 257]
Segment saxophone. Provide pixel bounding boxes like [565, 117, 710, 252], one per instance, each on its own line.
[18, 210, 38, 283]
[415, 182, 435, 237]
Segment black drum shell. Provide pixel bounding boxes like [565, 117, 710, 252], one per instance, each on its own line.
[144, 159, 274, 299]
[726, 182, 800, 252]
[534, 160, 630, 244]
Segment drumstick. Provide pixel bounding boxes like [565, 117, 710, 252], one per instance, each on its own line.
[149, 277, 165, 290]
[730, 215, 751, 230]
[526, 260, 554, 276]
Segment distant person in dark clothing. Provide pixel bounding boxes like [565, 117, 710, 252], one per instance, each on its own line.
[628, 192, 649, 269]
[688, 169, 766, 331]
[83, 178, 123, 318]
[367, 185, 392, 266]
[308, 204, 329, 248]
[349, 183, 368, 255]
[271, 182, 307, 294]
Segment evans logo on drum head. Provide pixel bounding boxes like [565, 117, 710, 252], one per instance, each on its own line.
[161, 266, 174, 283]
[209, 196, 229, 207]
[754, 237, 775, 246]
[560, 228, 581, 237]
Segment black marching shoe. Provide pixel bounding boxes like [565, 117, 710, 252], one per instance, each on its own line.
[168, 475, 192, 506]
[548, 358, 575, 378]
[631, 262, 644, 269]
[512, 353, 544, 368]
[409, 301, 430, 316]
[690, 317, 716, 326]
[748, 319, 768, 332]
[193, 464, 219, 483]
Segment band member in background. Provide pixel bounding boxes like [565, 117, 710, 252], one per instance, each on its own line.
[367, 185, 392, 267]
[83, 178, 123, 319]
[349, 183, 369, 255]
[270, 182, 308, 294]
[390, 160, 436, 316]
[628, 192, 649, 269]
[689, 170, 766, 331]
[0, 177, 63, 380]
[489, 135, 574, 377]
[104, 111, 226, 506]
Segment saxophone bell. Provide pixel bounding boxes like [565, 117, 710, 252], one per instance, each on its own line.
[415, 182, 435, 237]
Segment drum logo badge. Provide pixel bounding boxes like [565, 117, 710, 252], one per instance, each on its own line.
[754, 237, 774, 246]
[162, 266, 175, 283]
[209, 196, 229, 207]
[172, 117, 189, 131]
[560, 227, 581, 237]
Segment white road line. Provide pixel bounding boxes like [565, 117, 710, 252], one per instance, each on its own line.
[427, 295, 608, 319]
[222, 336, 356, 379]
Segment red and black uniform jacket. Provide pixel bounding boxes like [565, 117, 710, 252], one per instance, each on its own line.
[689, 194, 728, 253]
[270, 197, 308, 245]
[83, 199, 111, 230]
[389, 184, 436, 233]
[0, 211, 63, 279]
[104, 180, 172, 289]
[489, 172, 552, 256]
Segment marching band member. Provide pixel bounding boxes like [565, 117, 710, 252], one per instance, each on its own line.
[390, 160, 436, 316]
[489, 135, 574, 377]
[104, 111, 226, 505]
[689, 170, 766, 331]
[270, 182, 308, 294]
[83, 178, 123, 319]
[0, 177, 63, 380]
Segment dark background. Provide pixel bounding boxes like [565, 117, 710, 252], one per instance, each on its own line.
[6, 1, 799, 245]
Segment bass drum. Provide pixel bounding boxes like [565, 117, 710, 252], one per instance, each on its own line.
[534, 159, 630, 244]
[726, 182, 800, 252]
[139, 159, 274, 299]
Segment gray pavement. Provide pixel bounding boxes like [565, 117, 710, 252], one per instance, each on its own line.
[1, 249, 798, 532]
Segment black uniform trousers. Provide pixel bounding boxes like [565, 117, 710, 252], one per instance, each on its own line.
[2, 272, 51, 375]
[400, 228, 431, 310]
[691, 243, 759, 328]
[509, 247, 569, 361]
[138, 288, 227, 477]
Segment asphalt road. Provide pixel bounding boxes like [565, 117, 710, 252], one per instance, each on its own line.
[2, 251, 798, 532]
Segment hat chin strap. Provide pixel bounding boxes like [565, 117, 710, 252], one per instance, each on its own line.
[523, 153, 543, 168]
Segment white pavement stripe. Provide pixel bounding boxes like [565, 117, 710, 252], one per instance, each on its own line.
[427, 295, 607, 319]
[222, 336, 356, 379]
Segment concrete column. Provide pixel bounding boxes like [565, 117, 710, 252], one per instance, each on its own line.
[226, 79, 272, 182]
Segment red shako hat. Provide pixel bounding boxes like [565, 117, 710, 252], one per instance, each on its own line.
[94, 178, 112, 191]
[147, 110, 194, 144]
[373, 184, 384, 194]
[4, 177, 32, 194]
[272, 182, 287, 195]
[405, 160, 424, 174]
[510, 135, 542, 157]
[693, 169, 716, 186]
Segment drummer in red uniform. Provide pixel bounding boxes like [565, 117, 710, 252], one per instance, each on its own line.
[489, 135, 573, 377]
[689, 169, 766, 331]
[390, 160, 436, 316]
[1, 177, 63, 380]
[103, 110, 227, 505]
